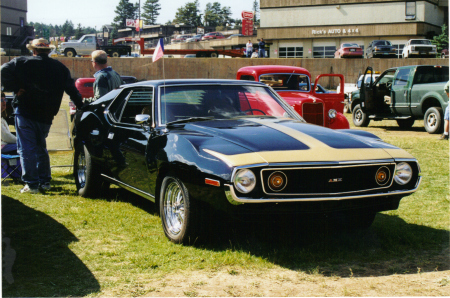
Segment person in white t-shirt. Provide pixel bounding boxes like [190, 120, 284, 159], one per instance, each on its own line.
[246, 40, 253, 58]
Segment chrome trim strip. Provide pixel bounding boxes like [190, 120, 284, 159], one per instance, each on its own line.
[101, 174, 155, 202]
[259, 163, 396, 195]
[224, 176, 422, 204]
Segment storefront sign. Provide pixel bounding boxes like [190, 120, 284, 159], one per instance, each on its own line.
[312, 28, 360, 35]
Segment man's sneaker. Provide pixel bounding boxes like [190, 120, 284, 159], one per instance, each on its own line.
[20, 185, 39, 194]
[39, 182, 51, 191]
[439, 134, 449, 140]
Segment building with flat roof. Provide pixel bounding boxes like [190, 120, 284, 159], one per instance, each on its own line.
[258, 0, 448, 58]
[1, 0, 34, 54]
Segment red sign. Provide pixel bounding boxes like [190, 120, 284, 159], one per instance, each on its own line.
[241, 11, 254, 20]
[242, 18, 254, 36]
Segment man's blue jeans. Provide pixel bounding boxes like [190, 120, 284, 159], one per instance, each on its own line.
[15, 115, 52, 188]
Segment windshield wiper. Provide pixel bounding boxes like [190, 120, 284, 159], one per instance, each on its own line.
[166, 116, 214, 127]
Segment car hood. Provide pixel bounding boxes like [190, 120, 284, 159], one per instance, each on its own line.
[178, 117, 414, 167]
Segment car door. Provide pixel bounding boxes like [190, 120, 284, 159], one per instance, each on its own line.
[105, 87, 154, 194]
[312, 74, 345, 113]
[391, 68, 412, 115]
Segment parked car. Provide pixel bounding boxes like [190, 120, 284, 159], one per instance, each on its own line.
[237, 65, 349, 129]
[183, 54, 197, 58]
[366, 40, 397, 58]
[71, 79, 421, 244]
[351, 65, 449, 133]
[441, 47, 448, 59]
[201, 32, 225, 40]
[337, 72, 381, 113]
[335, 43, 363, 58]
[60, 34, 131, 57]
[402, 39, 437, 58]
[171, 34, 193, 43]
[186, 34, 203, 42]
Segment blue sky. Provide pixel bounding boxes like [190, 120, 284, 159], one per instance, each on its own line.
[28, 0, 255, 29]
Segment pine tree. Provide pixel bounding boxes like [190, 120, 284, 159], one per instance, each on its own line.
[174, 0, 201, 26]
[114, 0, 138, 28]
[432, 24, 449, 55]
[142, 0, 161, 25]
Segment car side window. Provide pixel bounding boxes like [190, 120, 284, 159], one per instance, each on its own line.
[394, 69, 411, 86]
[119, 88, 153, 125]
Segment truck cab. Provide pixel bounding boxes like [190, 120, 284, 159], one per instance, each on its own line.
[60, 34, 98, 57]
[237, 65, 349, 129]
[352, 65, 449, 133]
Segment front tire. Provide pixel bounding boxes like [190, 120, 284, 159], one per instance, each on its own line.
[424, 107, 443, 134]
[73, 143, 102, 197]
[352, 104, 370, 127]
[396, 118, 415, 129]
[160, 176, 203, 244]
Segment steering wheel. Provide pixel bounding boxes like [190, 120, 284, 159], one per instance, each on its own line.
[243, 109, 266, 115]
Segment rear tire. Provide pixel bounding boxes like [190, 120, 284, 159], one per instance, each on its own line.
[352, 104, 370, 127]
[396, 118, 415, 129]
[73, 143, 103, 197]
[424, 107, 443, 134]
[111, 51, 120, 58]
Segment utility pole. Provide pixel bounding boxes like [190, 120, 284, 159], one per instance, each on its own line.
[139, 0, 141, 38]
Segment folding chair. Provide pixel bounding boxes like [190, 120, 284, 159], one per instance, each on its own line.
[1, 154, 22, 184]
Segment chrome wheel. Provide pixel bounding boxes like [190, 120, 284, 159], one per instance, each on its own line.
[163, 179, 185, 237]
[77, 149, 86, 188]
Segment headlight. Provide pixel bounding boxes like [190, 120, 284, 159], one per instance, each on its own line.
[375, 166, 390, 186]
[394, 162, 412, 185]
[234, 169, 256, 193]
[328, 109, 337, 119]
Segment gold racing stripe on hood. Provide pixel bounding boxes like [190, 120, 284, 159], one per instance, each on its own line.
[202, 119, 414, 167]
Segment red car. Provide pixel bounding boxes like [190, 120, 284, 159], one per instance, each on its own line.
[237, 65, 350, 129]
[335, 43, 363, 58]
[201, 32, 225, 40]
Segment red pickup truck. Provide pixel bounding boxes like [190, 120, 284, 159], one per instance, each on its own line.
[237, 65, 349, 129]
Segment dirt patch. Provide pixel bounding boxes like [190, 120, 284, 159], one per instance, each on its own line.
[100, 268, 450, 297]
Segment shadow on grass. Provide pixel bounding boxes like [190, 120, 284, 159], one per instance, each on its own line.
[368, 125, 426, 133]
[1, 195, 100, 297]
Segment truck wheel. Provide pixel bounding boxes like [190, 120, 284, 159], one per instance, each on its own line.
[352, 104, 370, 127]
[65, 49, 76, 58]
[210, 52, 218, 58]
[424, 107, 443, 134]
[396, 118, 415, 129]
[111, 51, 120, 58]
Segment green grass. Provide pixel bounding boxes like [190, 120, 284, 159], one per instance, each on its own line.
[2, 115, 448, 296]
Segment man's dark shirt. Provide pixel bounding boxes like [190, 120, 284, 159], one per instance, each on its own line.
[1, 53, 83, 124]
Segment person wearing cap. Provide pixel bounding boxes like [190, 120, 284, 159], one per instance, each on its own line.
[440, 81, 450, 140]
[90, 50, 123, 102]
[1, 38, 84, 194]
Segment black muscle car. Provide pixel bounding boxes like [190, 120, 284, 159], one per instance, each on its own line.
[71, 79, 421, 243]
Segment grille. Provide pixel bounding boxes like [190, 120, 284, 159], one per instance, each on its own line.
[302, 103, 324, 126]
[414, 46, 432, 52]
[261, 163, 396, 195]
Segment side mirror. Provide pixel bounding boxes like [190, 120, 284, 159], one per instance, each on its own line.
[135, 114, 150, 125]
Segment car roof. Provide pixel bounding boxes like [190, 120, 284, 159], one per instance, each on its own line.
[237, 65, 311, 77]
[123, 79, 268, 88]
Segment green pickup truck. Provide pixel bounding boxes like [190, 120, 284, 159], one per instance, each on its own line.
[351, 65, 449, 134]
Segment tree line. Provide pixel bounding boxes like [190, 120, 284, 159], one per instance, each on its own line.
[30, 0, 259, 39]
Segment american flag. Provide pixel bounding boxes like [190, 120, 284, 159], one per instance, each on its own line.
[152, 38, 164, 62]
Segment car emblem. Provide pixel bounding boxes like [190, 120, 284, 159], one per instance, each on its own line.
[328, 178, 342, 183]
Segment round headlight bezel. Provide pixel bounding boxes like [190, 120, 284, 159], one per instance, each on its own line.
[394, 162, 413, 185]
[234, 169, 256, 193]
[328, 109, 337, 119]
[375, 166, 390, 186]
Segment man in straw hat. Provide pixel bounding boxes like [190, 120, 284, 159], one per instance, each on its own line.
[1, 38, 84, 194]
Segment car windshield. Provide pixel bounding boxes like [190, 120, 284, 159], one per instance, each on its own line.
[411, 40, 432, 45]
[259, 74, 310, 92]
[343, 43, 359, 48]
[159, 84, 299, 125]
[374, 40, 391, 46]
